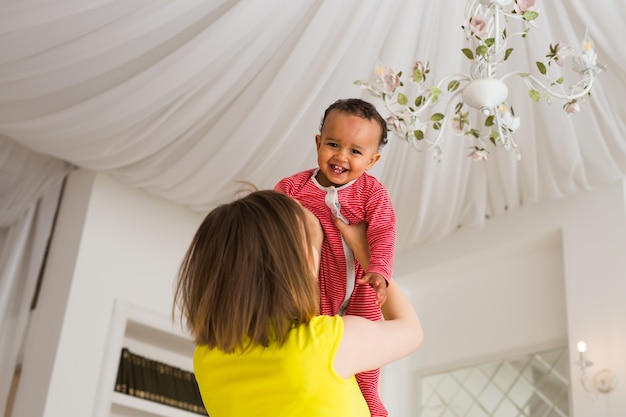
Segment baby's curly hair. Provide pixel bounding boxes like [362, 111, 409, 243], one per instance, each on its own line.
[320, 98, 388, 151]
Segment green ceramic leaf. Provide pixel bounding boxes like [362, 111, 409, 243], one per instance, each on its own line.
[448, 80, 460, 92]
[467, 129, 480, 139]
[490, 132, 499, 146]
[536, 61, 547, 75]
[523, 11, 539, 21]
[528, 89, 541, 102]
[412, 69, 424, 83]
[429, 86, 442, 96]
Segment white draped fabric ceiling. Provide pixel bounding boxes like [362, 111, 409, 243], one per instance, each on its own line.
[1, 0, 625, 250]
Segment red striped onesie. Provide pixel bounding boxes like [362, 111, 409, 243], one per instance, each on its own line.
[275, 168, 395, 417]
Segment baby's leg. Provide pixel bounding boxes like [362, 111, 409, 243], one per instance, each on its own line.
[356, 369, 387, 417]
[345, 280, 386, 416]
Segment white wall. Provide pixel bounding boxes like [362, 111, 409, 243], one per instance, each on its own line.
[11, 169, 626, 417]
[383, 180, 626, 417]
[12, 169, 203, 417]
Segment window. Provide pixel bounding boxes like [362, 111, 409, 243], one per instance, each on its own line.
[420, 347, 570, 417]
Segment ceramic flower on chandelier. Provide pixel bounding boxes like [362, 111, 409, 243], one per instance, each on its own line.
[354, 0, 606, 162]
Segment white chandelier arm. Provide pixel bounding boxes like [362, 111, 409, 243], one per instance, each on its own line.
[380, 93, 404, 118]
[498, 70, 596, 101]
[390, 88, 467, 156]
[467, 1, 536, 66]
[489, 4, 502, 78]
[420, 89, 466, 148]
[376, 72, 471, 118]
[415, 73, 473, 115]
[354, 0, 605, 161]
[493, 106, 511, 149]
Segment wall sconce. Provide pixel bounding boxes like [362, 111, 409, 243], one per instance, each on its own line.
[575, 341, 618, 396]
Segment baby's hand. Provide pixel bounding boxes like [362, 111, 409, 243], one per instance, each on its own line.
[358, 272, 388, 306]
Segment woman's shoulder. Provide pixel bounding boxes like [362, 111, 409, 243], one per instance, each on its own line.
[307, 315, 343, 337]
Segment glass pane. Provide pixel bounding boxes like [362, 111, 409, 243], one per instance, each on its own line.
[420, 347, 570, 417]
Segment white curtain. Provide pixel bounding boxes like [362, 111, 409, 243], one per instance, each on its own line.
[0, 138, 70, 414]
[0, 0, 624, 251]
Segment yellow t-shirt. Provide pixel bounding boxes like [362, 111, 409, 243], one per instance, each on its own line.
[193, 315, 369, 417]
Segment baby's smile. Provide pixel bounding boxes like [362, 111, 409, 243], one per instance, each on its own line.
[331, 164, 347, 174]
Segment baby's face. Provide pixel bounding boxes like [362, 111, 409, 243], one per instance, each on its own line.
[315, 110, 381, 187]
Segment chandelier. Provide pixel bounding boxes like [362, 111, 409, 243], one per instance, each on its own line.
[354, 0, 606, 161]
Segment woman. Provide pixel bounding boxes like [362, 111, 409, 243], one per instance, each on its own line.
[173, 189, 422, 416]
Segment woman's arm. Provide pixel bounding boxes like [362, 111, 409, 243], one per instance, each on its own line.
[332, 219, 423, 378]
[299, 202, 323, 277]
[334, 282, 423, 378]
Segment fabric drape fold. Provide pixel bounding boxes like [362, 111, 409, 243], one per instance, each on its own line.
[0, 0, 624, 250]
[0, 175, 65, 416]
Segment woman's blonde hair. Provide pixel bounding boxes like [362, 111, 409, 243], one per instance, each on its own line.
[173, 189, 319, 352]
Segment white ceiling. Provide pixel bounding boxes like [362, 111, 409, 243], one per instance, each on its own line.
[1, 0, 625, 252]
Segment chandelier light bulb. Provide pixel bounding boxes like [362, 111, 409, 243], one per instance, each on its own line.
[577, 340, 590, 368]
